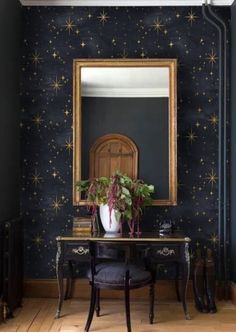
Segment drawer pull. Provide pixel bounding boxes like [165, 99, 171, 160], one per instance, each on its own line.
[72, 246, 89, 255]
[157, 247, 175, 256]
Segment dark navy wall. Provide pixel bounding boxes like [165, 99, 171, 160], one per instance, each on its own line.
[0, 0, 21, 222]
[231, 1, 236, 283]
[20, 6, 230, 278]
[82, 97, 169, 199]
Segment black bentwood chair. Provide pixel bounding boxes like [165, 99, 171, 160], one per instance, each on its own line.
[84, 241, 155, 332]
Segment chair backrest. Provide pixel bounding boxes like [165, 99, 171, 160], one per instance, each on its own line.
[88, 241, 137, 282]
[89, 241, 136, 262]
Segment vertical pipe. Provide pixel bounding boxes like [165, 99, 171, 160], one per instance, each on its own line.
[202, 3, 224, 285]
[207, 4, 228, 298]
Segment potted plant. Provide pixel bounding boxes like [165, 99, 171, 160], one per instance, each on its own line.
[76, 172, 154, 234]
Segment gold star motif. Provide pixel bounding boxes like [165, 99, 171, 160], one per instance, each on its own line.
[51, 77, 63, 94]
[186, 129, 197, 143]
[209, 233, 219, 247]
[152, 18, 164, 32]
[65, 139, 73, 153]
[31, 170, 43, 186]
[122, 48, 128, 58]
[97, 10, 109, 25]
[185, 9, 198, 25]
[169, 41, 174, 48]
[177, 181, 184, 188]
[32, 114, 44, 127]
[52, 196, 63, 213]
[52, 52, 57, 58]
[208, 113, 218, 127]
[206, 49, 218, 67]
[64, 17, 76, 34]
[52, 171, 57, 178]
[176, 12, 181, 18]
[31, 51, 43, 66]
[81, 41, 86, 48]
[205, 169, 218, 187]
[33, 235, 44, 246]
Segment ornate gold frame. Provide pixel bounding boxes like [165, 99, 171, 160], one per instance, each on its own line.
[73, 59, 177, 206]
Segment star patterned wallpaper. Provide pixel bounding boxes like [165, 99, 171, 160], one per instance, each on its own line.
[20, 6, 230, 278]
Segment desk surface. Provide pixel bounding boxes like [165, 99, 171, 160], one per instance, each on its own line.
[56, 232, 191, 242]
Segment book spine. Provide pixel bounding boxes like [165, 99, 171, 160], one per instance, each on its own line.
[73, 224, 91, 228]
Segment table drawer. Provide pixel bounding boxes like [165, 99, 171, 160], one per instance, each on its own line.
[148, 245, 180, 260]
[64, 242, 90, 261]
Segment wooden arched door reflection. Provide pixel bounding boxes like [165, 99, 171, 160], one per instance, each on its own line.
[89, 134, 138, 179]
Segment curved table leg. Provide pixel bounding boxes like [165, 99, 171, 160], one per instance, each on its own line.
[55, 241, 64, 319]
[175, 262, 181, 302]
[181, 243, 191, 320]
[96, 288, 100, 317]
[64, 260, 73, 300]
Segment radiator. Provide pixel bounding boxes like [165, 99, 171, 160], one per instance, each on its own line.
[0, 217, 23, 321]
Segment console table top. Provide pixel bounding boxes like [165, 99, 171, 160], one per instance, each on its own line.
[56, 232, 191, 242]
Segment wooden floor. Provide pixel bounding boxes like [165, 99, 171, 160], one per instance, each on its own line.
[1, 299, 236, 332]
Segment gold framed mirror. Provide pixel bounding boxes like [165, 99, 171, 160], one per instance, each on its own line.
[73, 59, 177, 206]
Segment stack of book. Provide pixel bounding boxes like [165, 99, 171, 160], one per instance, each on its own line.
[73, 216, 93, 235]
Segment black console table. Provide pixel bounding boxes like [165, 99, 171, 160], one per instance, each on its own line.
[55, 232, 191, 320]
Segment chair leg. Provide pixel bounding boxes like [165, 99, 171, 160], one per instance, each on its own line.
[149, 283, 155, 324]
[96, 288, 100, 317]
[124, 277, 131, 332]
[84, 285, 97, 332]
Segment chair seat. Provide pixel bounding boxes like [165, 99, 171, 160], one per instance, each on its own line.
[87, 262, 152, 287]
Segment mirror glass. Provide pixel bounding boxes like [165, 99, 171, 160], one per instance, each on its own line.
[73, 60, 177, 206]
[81, 67, 169, 97]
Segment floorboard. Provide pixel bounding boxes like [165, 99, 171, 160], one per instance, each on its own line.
[0, 299, 235, 332]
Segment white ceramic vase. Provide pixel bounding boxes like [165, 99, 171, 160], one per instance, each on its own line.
[99, 204, 120, 233]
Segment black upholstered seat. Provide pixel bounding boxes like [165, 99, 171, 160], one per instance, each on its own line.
[87, 262, 152, 287]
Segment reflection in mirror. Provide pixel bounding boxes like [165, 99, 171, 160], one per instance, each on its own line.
[89, 133, 138, 179]
[81, 67, 169, 98]
[73, 60, 177, 206]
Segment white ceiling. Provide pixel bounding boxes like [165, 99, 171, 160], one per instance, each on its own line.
[19, 0, 234, 6]
[81, 67, 169, 98]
